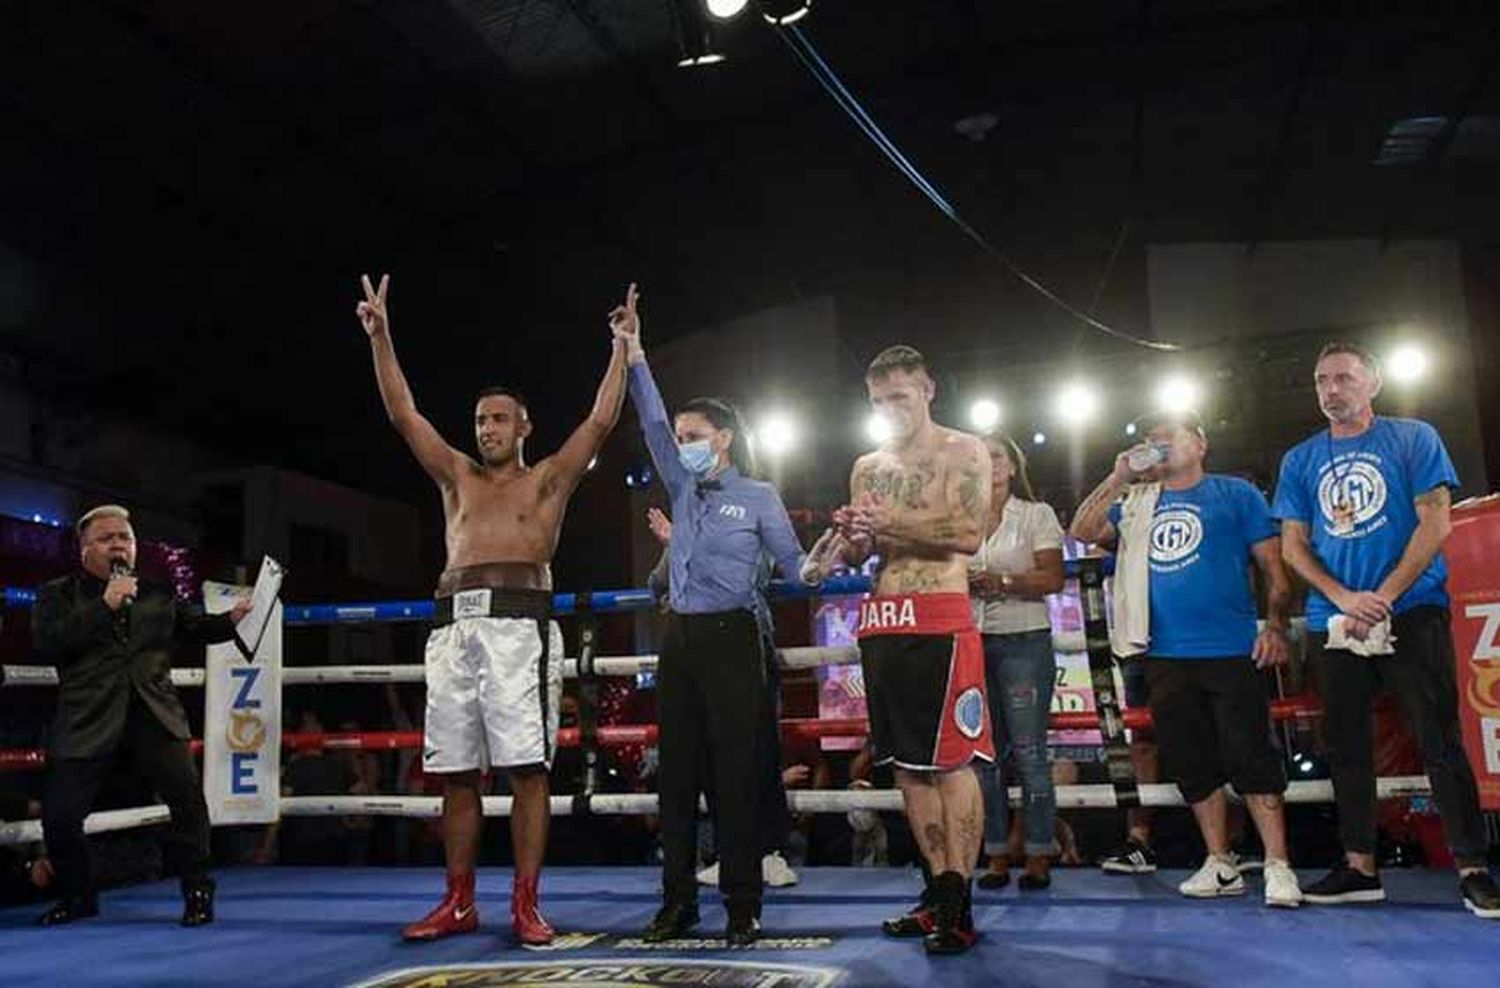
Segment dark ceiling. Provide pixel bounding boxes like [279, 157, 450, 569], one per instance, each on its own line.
[3, 1, 1498, 502]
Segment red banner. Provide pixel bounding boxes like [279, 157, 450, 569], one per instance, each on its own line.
[1447, 495, 1500, 811]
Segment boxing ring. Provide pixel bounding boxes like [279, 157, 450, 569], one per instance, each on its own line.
[2, 566, 1497, 987]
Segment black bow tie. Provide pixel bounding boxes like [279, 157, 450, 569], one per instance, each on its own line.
[697, 479, 723, 493]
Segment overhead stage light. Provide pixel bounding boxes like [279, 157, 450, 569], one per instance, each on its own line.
[760, 0, 813, 27]
[674, 0, 728, 67]
[706, 0, 749, 17]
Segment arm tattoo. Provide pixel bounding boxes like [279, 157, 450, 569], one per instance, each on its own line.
[957, 463, 984, 522]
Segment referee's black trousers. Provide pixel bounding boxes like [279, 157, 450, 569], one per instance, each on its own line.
[658, 609, 766, 912]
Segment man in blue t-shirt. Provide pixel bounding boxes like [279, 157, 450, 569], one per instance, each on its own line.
[1072, 410, 1301, 908]
[1273, 341, 1498, 918]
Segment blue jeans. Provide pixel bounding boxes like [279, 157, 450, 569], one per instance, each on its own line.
[978, 629, 1058, 856]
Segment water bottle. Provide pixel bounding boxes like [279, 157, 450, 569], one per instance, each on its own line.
[1126, 443, 1169, 473]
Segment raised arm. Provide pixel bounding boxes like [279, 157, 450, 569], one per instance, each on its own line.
[356, 273, 462, 488]
[612, 285, 690, 497]
[1070, 447, 1142, 545]
[541, 289, 630, 494]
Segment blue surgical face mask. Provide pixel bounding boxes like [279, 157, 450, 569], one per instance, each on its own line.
[677, 439, 717, 476]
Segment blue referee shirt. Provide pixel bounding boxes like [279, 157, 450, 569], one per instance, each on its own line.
[629, 361, 807, 619]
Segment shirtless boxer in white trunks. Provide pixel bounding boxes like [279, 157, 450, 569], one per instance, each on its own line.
[355, 274, 629, 946]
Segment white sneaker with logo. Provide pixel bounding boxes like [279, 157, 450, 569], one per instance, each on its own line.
[1263, 859, 1303, 908]
[762, 851, 799, 888]
[1179, 855, 1245, 898]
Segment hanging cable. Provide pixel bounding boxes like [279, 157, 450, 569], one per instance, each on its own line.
[778, 24, 1180, 352]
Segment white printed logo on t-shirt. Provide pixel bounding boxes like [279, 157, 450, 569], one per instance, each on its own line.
[1149, 509, 1203, 565]
[1317, 460, 1388, 537]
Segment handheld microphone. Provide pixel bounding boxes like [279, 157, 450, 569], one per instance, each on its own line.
[110, 560, 136, 610]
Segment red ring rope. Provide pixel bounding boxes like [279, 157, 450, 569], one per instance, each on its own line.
[0, 696, 1324, 771]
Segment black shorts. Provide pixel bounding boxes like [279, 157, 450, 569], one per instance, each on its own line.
[856, 593, 993, 771]
[1122, 659, 1150, 710]
[1145, 656, 1286, 804]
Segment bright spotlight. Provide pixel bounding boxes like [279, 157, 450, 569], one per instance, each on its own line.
[1154, 375, 1201, 414]
[1032, 431, 1047, 446]
[1053, 380, 1100, 428]
[1124, 422, 1137, 437]
[865, 413, 894, 445]
[706, 0, 749, 18]
[676, 51, 726, 67]
[761, 0, 812, 26]
[675, 1, 728, 67]
[968, 398, 1002, 433]
[1386, 343, 1429, 384]
[756, 412, 799, 456]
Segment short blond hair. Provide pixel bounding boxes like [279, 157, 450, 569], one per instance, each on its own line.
[76, 504, 131, 538]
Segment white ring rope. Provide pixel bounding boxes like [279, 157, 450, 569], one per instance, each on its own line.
[0, 805, 172, 846]
[0, 777, 1435, 846]
[4, 639, 1093, 689]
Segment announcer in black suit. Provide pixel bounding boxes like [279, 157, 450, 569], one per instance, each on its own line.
[32, 504, 249, 927]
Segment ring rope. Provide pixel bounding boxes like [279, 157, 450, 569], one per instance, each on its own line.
[0, 777, 1435, 848]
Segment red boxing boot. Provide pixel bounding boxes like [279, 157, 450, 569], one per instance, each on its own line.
[402, 871, 479, 941]
[511, 873, 555, 946]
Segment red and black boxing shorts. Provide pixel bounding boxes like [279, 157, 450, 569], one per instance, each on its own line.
[856, 592, 994, 771]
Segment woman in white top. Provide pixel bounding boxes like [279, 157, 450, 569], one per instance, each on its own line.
[968, 433, 1066, 890]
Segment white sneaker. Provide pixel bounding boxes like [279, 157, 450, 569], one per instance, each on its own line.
[1263, 859, 1302, 909]
[762, 851, 799, 888]
[1179, 855, 1245, 898]
[696, 861, 719, 887]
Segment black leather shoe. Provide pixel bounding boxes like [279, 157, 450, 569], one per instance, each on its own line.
[725, 905, 761, 947]
[642, 900, 700, 942]
[39, 895, 99, 926]
[181, 878, 216, 927]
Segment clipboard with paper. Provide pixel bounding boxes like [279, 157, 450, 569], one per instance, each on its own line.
[233, 555, 285, 660]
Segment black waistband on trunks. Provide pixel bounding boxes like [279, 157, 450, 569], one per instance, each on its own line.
[433, 587, 553, 627]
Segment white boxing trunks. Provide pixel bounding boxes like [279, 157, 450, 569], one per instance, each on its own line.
[422, 587, 563, 773]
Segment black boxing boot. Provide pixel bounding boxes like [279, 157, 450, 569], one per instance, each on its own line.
[923, 871, 979, 955]
[181, 876, 216, 927]
[39, 893, 99, 926]
[881, 873, 937, 938]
